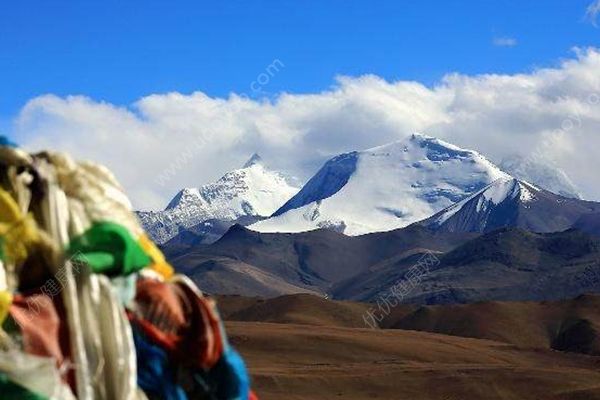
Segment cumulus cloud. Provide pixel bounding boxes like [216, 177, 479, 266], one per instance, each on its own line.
[12, 48, 600, 209]
[493, 37, 517, 47]
[586, 0, 600, 26]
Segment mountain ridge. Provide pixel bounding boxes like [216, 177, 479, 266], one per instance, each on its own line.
[420, 176, 600, 234]
[141, 134, 588, 243]
[251, 133, 510, 235]
[138, 154, 299, 244]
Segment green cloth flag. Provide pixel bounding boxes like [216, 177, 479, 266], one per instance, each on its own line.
[0, 373, 48, 400]
[68, 221, 151, 276]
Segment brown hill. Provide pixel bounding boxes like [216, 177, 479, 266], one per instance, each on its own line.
[385, 294, 600, 355]
[220, 293, 397, 328]
[227, 321, 600, 400]
[218, 293, 600, 356]
[165, 224, 474, 297]
[334, 228, 600, 304]
[177, 255, 320, 297]
[213, 294, 264, 319]
[217, 294, 600, 399]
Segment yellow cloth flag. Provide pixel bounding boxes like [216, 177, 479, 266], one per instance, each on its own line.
[0, 189, 39, 267]
[138, 234, 174, 279]
[0, 291, 12, 325]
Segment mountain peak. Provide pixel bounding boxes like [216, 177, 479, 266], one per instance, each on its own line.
[480, 177, 538, 204]
[139, 155, 299, 244]
[425, 177, 538, 228]
[243, 153, 263, 168]
[252, 133, 509, 235]
[165, 187, 201, 210]
[410, 132, 436, 143]
[363, 134, 483, 164]
[420, 176, 600, 234]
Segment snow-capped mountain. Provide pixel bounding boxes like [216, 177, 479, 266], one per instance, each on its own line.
[499, 155, 582, 199]
[420, 177, 600, 233]
[138, 154, 299, 244]
[249, 133, 510, 235]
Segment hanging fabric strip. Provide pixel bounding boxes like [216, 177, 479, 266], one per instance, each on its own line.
[137, 234, 174, 279]
[0, 372, 48, 400]
[0, 350, 76, 400]
[9, 293, 65, 368]
[132, 328, 188, 400]
[0, 188, 40, 268]
[35, 160, 94, 400]
[68, 221, 151, 276]
[97, 274, 139, 400]
[0, 289, 12, 325]
[0, 146, 259, 399]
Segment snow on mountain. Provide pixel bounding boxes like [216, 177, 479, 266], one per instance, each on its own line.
[138, 154, 299, 244]
[249, 133, 510, 235]
[499, 155, 582, 199]
[423, 178, 538, 231]
[420, 177, 600, 233]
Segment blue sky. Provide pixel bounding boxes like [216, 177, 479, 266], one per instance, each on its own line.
[1, 0, 599, 119]
[4, 1, 600, 208]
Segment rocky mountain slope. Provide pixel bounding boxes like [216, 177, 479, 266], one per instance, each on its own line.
[419, 177, 600, 233]
[138, 154, 299, 244]
[353, 227, 600, 304]
[166, 224, 600, 303]
[573, 212, 600, 237]
[164, 224, 474, 297]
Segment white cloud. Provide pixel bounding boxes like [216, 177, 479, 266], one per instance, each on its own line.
[586, 0, 600, 26]
[12, 48, 600, 209]
[493, 37, 517, 47]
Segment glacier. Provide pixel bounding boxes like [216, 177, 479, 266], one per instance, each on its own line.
[138, 154, 299, 244]
[250, 133, 510, 235]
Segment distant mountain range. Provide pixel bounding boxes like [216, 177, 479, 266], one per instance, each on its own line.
[163, 224, 475, 298]
[144, 133, 600, 305]
[140, 133, 588, 243]
[164, 224, 600, 303]
[137, 153, 299, 244]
